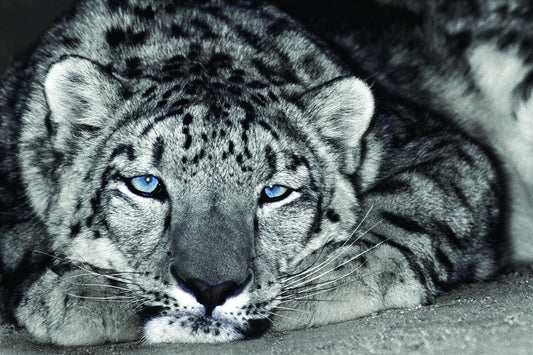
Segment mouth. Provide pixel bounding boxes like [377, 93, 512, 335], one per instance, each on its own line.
[141, 308, 271, 344]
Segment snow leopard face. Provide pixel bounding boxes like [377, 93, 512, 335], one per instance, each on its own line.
[17, 51, 374, 342]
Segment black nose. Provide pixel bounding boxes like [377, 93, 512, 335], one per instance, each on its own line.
[171, 265, 250, 315]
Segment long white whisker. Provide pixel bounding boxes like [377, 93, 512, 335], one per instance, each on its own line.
[283, 221, 381, 290]
[263, 310, 308, 325]
[279, 285, 351, 302]
[284, 238, 386, 291]
[66, 293, 139, 302]
[272, 305, 310, 314]
[65, 282, 139, 293]
[278, 266, 389, 305]
[282, 205, 375, 285]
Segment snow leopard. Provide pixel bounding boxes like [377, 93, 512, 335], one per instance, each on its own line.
[0, 0, 529, 346]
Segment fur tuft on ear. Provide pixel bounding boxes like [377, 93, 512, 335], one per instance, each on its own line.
[304, 76, 374, 148]
[44, 56, 123, 131]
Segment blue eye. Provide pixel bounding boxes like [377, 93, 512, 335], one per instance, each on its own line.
[261, 185, 292, 203]
[127, 175, 162, 197]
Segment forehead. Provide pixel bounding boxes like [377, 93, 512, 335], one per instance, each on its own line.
[113, 97, 291, 184]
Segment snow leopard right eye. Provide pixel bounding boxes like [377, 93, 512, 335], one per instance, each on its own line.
[260, 185, 293, 203]
[126, 175, 164, 198]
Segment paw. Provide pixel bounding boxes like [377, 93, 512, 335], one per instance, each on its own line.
[15, 269, 142, 345]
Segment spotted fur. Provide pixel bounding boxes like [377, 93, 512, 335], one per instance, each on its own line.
[0, 0, 525, 346]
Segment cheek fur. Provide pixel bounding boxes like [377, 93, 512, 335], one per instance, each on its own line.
[105, 189, 168, 258]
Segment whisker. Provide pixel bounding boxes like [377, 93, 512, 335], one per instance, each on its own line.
[284, 232, 385, 291]
[262, 310, 308, 325]
[281, 218, 379, 290]
[278, 286, 350, 302]
[65, 282, 141, 293]
[278, 267, 387, 304]
[66, 293, 139, 302]
[276, 297, 346, 303]
[272, 305, 310, 314]
[282, 205, 375, 284]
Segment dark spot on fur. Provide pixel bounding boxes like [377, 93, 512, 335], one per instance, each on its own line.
[191, 18, 217, 39]
[153, 137, 165, 165]
[451, 30, 473, 52]
[171, 98, 190, 109]
[267, 18, 293, 36]
[69, 222, 81, 238]
[244, 147, 252, 159]
[141, 122, 154, 136]
[125, 57, 142, 77]
[236, 26, 262, 49]
[86, 215, 94, 227]
[142, 86, 157, 98]
[288, 154, 305, 171]
[190, 63, 203, 75]
[268, 91, 279, 102]
[229, 75, 244, 83]
[162, 89, 173, 99]
[207, 53, 233, 75]
[170, 23, 187, 38]
[264, 146, 277, 173]
[60, 36, 81, 48]
[106, 26, 147, 47]
[131, 30, 148, 45]
[247, 80, 268, 89]
[106, 27, 126, 47]
[157, 99, 168, 109]
[134, 5, 155, 19]
[107, 0, 129, 11]
[165, 4, 176, 13]
[326, 209, 341, 223]
[44, 112, 55, 136]
[258, 121, 279, 140]
[183, 113, 193, 126]
[184, 135, 192, 150]
[110, 144, 136, 161]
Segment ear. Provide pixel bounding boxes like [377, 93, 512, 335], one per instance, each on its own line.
[303, 76, 374, 149]
[44, 56, 124, 134]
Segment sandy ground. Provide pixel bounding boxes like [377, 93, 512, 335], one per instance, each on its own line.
[1, 1, 533, 354]
[1, 266, 532, 354]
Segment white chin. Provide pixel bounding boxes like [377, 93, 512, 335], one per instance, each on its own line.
[143, 315, 244, 344]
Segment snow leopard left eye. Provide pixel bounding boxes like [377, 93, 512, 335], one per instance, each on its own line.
[260, 185, 292, 203]
[127, 175, 163, 197]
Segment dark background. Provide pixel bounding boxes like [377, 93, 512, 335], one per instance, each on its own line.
[0, 0, 77, 72]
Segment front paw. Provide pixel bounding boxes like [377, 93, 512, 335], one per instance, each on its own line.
[15, 268, 142, 345]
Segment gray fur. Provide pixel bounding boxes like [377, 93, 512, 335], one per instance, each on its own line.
[0, 0, 523, 345]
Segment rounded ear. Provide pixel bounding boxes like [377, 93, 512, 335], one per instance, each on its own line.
[44, 56, 124, 142]
[303, 76, 374, 149]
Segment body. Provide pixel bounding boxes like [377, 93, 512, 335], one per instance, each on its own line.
[0, 0, 523, 345]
